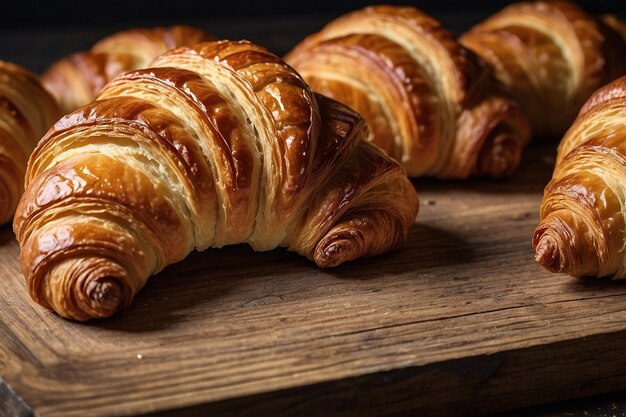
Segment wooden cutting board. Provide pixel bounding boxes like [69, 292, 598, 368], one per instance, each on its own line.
[2, 145, 626, 417]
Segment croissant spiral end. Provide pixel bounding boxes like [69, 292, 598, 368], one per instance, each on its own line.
[315, 232, 363, 268]
[85, 278, 124, 316]
[533, 231, 563, 273]
[477, 132, 522, 178]
[533, 208, 605, 278]
[40, 257, 130, 321]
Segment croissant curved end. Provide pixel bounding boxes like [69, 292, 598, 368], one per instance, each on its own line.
[533, 231, 563, 273]
[84, 277, 125, 316]
[314, 232, 363, 268]
[40, 257, 131, 321]
[476, 131, 523, 178]
[532, 213, 599, 277]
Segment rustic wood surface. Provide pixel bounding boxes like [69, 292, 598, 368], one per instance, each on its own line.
[3, 145, 626, 417]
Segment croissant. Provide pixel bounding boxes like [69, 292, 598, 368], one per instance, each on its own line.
[42, 25, 213, 114]
[0, 61, 59, 225]
[285, 5, 531, 179]
[533, 75, 626, 278]
[14, 40, 419, 321]
[461, 0, 626, 138]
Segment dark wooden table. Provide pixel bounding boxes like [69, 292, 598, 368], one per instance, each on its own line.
[2, 12, 626, 417]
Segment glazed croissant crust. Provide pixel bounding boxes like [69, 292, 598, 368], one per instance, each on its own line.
[534, 75, 626, 278]
[461, 0, 626, 138]
[286, 5, 531, 179]
[42, 25, 213, 114]
[14, 40, 419, 321]
[0, 61, 59, 225]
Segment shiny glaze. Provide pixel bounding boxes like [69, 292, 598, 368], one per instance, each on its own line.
[300, 5, 474, 103]
[291, 33, 438, 170]
[534, 75, 626, 278]
[15, 40, 419, 321]
[42, 25, 214, 114]
[461, 0, 626, 137]
[180, 41, 318, 199]
[102, 67, 258, 245]
[0, 61, 59, 226]
[287, 5, 531, 179]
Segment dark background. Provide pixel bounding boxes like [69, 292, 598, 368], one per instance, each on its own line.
[2, 0, 626, 73]
[4, 0, 626, 28]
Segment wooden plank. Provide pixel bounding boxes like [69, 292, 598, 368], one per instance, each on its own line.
[3, 145, 626, 416]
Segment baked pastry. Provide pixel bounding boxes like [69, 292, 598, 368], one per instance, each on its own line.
[286, 5, 531, 179]
[461, 0, 626, 138]
[14, 40, 419, 321]
[42, 25, 213, 114]
[0, 61, 59, 225]
[533, 75, 626, 278]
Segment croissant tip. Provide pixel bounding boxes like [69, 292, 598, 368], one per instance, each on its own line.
[534, 235, 563, 273]
[315, 238, 360, 268]
[477, 134, 521, 178]
[84, 277, 124, 319]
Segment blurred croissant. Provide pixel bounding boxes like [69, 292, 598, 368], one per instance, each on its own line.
[286, 5, 531, 179]
[461, 0, 626, 138]
[42, 25, 213, 114]
[534, 75, 626, 278]
[0, 61, 59, 225]
[14, 40, 419, 321]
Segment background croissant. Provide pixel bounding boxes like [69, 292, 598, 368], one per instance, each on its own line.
[534, 75, 626, 278]
[14, 40, 419, 321]
[0, 61, 59, 225]
[42, 25, 213, 114]
[285, 5, 531, 179]
[461, 0, 626, 138]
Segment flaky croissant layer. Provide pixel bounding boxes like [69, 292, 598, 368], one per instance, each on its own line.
[534, 75, 626, 279]
[42, 25, 214, 114]
[286, 5, 531, 179]
[461, 0, 626, 138]
[15, 40, 419, 321]
[0, 61, 59, 225]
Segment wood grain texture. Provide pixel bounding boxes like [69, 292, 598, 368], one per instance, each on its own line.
[3, 145, 626, 416]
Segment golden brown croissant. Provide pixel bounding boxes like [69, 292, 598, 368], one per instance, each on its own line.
[533, 75, 626, 278]
[42, 25, 214, 114]
[14, 40, 419, 321]
[461, 0, 626, 138]
[285, 5, 531, 179]
[0, 61, 59, 225]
